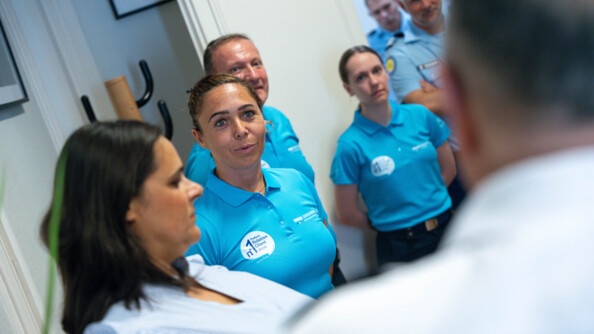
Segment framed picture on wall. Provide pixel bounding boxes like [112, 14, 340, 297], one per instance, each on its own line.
[109, 0, 174, 19]
[0, 18, 27, 109]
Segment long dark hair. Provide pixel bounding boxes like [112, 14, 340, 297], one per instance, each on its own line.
[40, 120, 189, 334]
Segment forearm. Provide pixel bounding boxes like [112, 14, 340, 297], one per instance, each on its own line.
[403, 89, 447, 117]
[336, 209, 371, 230]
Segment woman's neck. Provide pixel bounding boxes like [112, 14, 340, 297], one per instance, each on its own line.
[215, 165, 265, 193]
[360, 101, 392, 126]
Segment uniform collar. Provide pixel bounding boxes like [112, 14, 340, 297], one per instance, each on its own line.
[205, 168, 281, 207]
[353, 101, 404, 135]
[401, 18, 445, 43]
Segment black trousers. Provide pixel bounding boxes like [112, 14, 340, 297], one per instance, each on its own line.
[331, 248, 347, 286]
[375, 210, 452, 267]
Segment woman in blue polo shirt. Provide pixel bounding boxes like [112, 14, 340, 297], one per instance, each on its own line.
[184, 73, 336, 298]
[332, 45, 456, 267]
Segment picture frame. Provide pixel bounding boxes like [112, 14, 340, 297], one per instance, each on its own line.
[0, 18, 28, 109]
[109, 0, 174, 20]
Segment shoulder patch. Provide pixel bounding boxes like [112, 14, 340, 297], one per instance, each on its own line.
[386, 57, 396, 74]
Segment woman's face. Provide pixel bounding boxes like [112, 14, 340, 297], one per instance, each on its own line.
[193, 83, 266, 174]
[126, 136, 203, 268]
[343, 52, 390, 106]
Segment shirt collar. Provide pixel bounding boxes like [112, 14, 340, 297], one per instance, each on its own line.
[402, 17, 445, 43]
[205, 168, 281, 207]
[353, 101, 404, 135]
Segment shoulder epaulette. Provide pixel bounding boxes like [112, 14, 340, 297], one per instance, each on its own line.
[386, 32, 405, 50]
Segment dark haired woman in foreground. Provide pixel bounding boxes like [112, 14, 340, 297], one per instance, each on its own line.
[40, 120, 311, 334]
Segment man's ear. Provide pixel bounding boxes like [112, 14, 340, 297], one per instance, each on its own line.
[442, 63, 477, 154]
[342, 82, 354, 97]
[191, 128, 208, 149]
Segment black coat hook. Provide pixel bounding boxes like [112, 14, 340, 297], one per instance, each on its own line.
[158, 100, 173, 140]
[80, 60, 173, 140]
[136, 60, 153, 108]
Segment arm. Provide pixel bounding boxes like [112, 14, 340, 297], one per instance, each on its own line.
[402, 80, 448, 117]
[334, 184, 372, 230]
[436, 141, 456, 186]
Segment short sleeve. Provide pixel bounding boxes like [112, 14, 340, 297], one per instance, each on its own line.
[330, 141, 361, 186]
[425, 109, 450, 147]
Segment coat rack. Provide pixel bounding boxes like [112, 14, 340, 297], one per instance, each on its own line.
[80, 60, 173, 139]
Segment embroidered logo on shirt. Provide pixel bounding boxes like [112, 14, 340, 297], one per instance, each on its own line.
[260, 159, 270, 169]
[293, 209, 319, 224]
[287, 145, 301, 153]
[412, 141, 431, 152]
[241, 231, 275, 260]
[370, 156, 395, 177]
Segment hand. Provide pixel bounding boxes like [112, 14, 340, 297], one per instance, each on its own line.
[419, 79, 438, 93]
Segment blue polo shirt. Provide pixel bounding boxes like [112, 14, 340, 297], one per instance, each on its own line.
[330, 101, 451, 232]
[186, 168, 336, 298]
[185, 105, 315, 185]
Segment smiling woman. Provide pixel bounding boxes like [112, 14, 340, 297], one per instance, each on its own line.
[185, 74, 338, 298]
[0, 18, 27, 109]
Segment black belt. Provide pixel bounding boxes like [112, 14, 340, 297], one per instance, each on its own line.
[378, 209, 452, 239]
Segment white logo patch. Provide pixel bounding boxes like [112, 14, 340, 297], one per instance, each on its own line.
[293, 209, 318, 224]
[412, 141, 431, 152]
[287, 144, 301, 153]
[260, 160, 270, 169]
[370, 156, 395, 177]
[241, 231, 275, 260]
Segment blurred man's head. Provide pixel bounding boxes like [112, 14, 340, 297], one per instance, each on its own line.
[443, 0, 594, 187]
[366, 0, 402, 32]
[203, 34, 270, 104]
[399, 0, 443, 34]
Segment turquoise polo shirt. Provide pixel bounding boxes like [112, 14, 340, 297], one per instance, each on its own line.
[330, 101, 451, 232]
[186, 168, 335, 298]
[185, 105, 315, 185]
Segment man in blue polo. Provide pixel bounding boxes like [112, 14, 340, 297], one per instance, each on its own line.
[385, 0, 465, 209]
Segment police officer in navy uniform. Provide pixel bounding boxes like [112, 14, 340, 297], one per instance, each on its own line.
[385, 0, 465, 210]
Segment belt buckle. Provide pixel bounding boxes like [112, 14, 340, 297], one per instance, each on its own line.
[425, 218, 438, 231]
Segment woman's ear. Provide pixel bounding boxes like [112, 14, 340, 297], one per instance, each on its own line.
[191, 128, 208, 149]
[125, 198, 139, 225]
[342, 82, 354, 96]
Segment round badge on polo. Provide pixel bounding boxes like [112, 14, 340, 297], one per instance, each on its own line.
[241, 231, 275, 260]
[370, 155, 395, 177]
